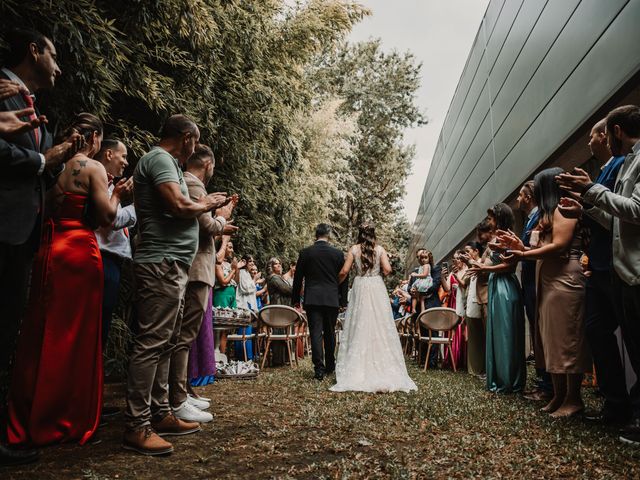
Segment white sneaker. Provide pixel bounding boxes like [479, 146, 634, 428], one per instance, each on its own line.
[173, 401, 213, 423]
[187, 394, 211, 411]
[190, 393, 211, 402]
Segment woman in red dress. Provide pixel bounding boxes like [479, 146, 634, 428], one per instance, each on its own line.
[443, 251, 468, 370]
[7, 113, 132, 446]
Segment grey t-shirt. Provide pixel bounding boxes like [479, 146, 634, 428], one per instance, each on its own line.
[133, 146, 198, 266]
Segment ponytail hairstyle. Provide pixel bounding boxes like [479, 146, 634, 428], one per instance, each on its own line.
[533, 167, 563, 239]
[356, 223, 377, 273]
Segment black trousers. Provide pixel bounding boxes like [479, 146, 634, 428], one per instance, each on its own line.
[0, 241, 33, 415]
[306, 305, 338, 375]
[585, 270, 629, 413]
[613, 272, 640, 419]
[522, 277, 553, 393]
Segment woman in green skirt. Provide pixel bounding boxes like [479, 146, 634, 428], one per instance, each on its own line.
[469, 203, 526, 393]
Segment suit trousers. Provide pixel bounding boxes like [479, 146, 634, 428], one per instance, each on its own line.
[306, 305, 338, 375]
[169, 281, 210, 407]
[585, 270, 629, 413]
[125, 260, 188, 430]
[101, 252, 122, 350]
[0, 242, 33, 410]
[522, 277, 553, 394]
[613, 273, 640, 419]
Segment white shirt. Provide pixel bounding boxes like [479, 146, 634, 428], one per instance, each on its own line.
[1, 68, 46, 175]
[95, 183, 136, 259]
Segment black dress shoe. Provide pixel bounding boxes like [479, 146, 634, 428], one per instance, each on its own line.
[584, 409, 630, 426]
[0, 444, 39, 467]
[314, 372, 325, 381]
[101, 406, 121, 418]
[619, 418, 640, 446]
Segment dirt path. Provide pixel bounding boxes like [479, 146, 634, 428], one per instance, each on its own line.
[4, 360, 640, 479]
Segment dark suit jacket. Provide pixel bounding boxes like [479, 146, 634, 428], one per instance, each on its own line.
[0, 70, 54, 246]
[292, 240, 348, 308]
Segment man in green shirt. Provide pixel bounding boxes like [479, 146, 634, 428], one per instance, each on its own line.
[124, 115, 228, 456]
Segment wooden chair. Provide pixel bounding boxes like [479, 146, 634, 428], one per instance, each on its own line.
[226, 310, 258, 361]
[258, 305, 304, 369]
[417, 307, 460, 371]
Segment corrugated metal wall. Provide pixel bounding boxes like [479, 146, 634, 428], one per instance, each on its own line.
[410, 0, 640, 262]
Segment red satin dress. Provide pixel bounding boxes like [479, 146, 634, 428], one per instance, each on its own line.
[443, 274, 466, 370]
[7, 193, 103, 446]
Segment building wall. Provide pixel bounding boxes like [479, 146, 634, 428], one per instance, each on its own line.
[409, 0, 640, 262]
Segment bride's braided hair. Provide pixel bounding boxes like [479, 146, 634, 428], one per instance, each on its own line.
[357, 223, 377, 273]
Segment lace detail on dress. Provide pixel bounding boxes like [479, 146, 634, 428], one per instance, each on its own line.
[352, 244, 382, 277]
[330, 243, 417, 393]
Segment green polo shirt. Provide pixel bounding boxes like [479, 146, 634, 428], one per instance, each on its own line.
[133, 146, 198, 266]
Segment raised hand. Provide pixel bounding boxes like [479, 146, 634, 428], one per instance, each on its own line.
[495, 229, 524, 252]
[113, 177, 134, 201]
[200, 192, 227, 212]
[558, 196, 583, 219]
[43, 130, 85, 168]
[556, 168, 593, 194]
[0, 108, 47, 137]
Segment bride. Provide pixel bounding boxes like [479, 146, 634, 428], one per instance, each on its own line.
[330, 224, 417, 393]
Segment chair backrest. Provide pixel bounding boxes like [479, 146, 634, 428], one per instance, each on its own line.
[258, 305, 302, 329]
[418, 307, 459, 332]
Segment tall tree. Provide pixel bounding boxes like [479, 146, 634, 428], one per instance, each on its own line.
[311, 39, 426, 266]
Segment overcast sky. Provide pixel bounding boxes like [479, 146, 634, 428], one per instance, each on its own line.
[348, 0, 490, 223]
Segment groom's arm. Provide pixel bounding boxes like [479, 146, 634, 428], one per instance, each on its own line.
[338, 250, 348, 308]
[291, 250, 305, 307]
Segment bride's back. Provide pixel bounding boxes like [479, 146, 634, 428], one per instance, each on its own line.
[352, 244, 382, 277]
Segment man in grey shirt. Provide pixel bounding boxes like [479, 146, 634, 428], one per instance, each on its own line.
[557, 104, 640, 446]
[123, 115, 228, 456]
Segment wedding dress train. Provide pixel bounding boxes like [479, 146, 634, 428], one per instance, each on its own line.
[330, 245, 417, 393]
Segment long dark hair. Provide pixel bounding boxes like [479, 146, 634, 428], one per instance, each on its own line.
[488, 203, 515, 231]
[534, 167, 563, 236]
[356, 223, 376, 273]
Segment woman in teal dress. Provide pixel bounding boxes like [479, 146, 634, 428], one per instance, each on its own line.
[469, 203, 526, 393]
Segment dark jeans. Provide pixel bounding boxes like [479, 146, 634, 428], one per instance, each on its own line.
[0, 241, 33, 439]
[585, 270, 629, 413]
[101, 252, 123, 349]
[306, 305, 338, 375]
[613, 272, 640, 419]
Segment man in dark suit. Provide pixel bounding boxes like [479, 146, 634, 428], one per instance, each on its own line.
[292, 224, 348, 380]
[0, 29, 81, 466]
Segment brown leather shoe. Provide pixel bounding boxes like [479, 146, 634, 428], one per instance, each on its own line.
[123, 426, 174, 456]
[151, 412, 201, 437]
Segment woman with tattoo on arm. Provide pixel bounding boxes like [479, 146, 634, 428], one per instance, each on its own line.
[7, 113, 133, 447]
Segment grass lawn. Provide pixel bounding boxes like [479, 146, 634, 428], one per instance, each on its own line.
[4, 359, 640, 479]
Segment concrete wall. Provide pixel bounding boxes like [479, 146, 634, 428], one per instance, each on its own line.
[410, 0, 640, 262]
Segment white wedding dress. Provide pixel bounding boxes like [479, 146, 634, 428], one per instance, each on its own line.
[330, 245, 417, 393]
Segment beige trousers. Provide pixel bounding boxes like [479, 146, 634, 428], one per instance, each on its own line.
[125, 260, 189, 430]
[169, 281, 211, 407]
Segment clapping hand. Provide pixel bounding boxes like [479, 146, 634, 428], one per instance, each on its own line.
[557, 197, 584, 219]
[43, 130, 85, 168]
[556, 168, 593, 194]
[222, 221, 239, 235]
[236, 258, 247, 269]
[113, 177, 134, 200]
[495, 229, 524, 252]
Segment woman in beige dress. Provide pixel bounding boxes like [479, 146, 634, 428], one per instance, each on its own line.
[497, 168, 590, 418]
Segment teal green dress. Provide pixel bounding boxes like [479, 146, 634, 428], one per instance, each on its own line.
[213, 261, 237, 309]
[486, 251, 526, 393]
